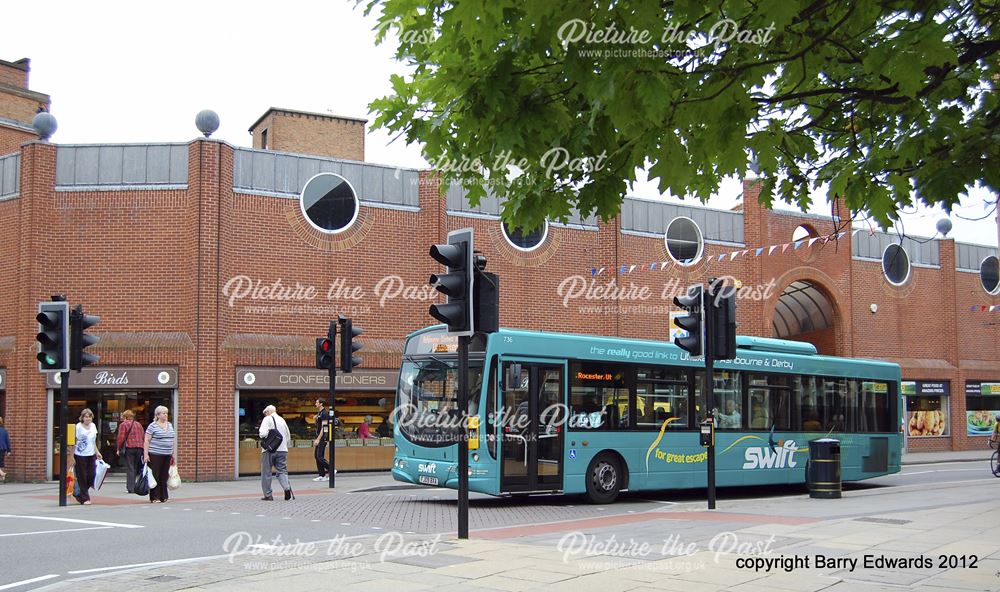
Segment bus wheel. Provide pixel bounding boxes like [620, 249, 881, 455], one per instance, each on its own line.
[585, 454, 622, 504]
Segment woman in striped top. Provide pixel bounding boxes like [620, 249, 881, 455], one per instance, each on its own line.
[143, 406, 176, 503]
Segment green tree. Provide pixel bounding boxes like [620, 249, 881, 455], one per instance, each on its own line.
[365, 0, 998, 232]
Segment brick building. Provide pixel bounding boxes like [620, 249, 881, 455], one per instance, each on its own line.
[0, 57, 998, 482]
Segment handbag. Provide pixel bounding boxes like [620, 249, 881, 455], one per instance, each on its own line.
[261, 417, 283, 453]
[167, 465, 181, 490]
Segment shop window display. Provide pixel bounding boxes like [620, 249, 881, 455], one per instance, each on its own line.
[238, 391, 393, 474]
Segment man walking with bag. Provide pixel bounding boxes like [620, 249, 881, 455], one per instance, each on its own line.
[259, 405, 293, 501]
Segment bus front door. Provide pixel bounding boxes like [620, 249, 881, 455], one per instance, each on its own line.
[500, 361, 564, 493]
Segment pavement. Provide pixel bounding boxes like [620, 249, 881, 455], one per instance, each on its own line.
[1, 449, 996, 592]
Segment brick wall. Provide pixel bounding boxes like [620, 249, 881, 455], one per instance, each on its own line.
[0, 126, 33, 154]
[251, 110, 365, 161]
[2, 139, 999, 481]
[0, 59, 28, 88]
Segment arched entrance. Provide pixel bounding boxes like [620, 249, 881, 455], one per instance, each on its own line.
[771, 280, 839, 355]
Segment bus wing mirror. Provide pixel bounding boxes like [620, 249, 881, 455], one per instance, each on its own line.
[504, 363, 522, 391]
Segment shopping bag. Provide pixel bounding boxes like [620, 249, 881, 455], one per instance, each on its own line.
[167, 465, 181, 490]
[94, 459, 112, 491]
[145, 463, 157, 490]
[133, 462, 152, 496]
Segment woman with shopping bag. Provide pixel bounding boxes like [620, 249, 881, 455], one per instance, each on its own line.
[143, 406, 176, 503]
[73, 409, 102, 505]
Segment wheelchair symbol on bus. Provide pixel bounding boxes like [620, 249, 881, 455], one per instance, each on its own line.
[568, 449, 577, 460]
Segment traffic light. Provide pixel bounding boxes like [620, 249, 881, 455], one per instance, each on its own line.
[673, 284, 704, 358]
[36, 299, 70, 373]
[339, 316, 363, 373]
[474, 270, 500, 334]
[708, 281, 737, 360]
[429, 228, 474, 336]
[70, 305, 101, 371]
[316, 337, 334, 370]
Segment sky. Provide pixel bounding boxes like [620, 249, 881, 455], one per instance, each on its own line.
[3, 0, 997, 247]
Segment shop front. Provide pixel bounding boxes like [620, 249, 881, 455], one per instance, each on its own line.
[235, 367, 398, 476]
[903, 380, 950, 440]
[965, 381, 1000, 438]
[48, 367, 178, 479]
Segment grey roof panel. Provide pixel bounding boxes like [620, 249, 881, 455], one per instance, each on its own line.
[363, 164, 383, 203]
[98, 145, 124, 185]
[74, 146, 100, 185]
[147, 145, 173, 184]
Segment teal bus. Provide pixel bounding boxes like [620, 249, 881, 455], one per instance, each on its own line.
[391, 326, 902, 503]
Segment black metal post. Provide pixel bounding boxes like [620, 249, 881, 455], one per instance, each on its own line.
[58, 371, 69, 507]
[705, 354, 716, 510]
[457, 335, 469, 539]
[704, 282, 716, 510]
[328, 321, 337, 489]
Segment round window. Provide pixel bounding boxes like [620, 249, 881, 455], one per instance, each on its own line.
[792, 224, 815, 242]
[882, 243, 911, 286]
[502, 220, 548, 252]
[299, 173, 359, 234]
[664, 216, 704, 266]
[981, 255, 999, 295]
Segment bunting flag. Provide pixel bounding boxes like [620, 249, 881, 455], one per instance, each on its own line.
[584, 227, 867, 274]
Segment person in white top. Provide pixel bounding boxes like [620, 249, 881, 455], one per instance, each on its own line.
[73, 408, 103, 505]
[259, 405, 293, 501]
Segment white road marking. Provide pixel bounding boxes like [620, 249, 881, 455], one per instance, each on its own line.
[0, 515, 143, 529]
[0, 574, 59, 590]
[0, 526, 113, 538]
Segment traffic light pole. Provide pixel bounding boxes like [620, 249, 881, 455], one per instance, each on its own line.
[705, 354, 716, 510]
[328, 321, 337, 489]
[457, 335, 469, 540]
[704, 284, 716, 511]
[58, 371, 69, 507]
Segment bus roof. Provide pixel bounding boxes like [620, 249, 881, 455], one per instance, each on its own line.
[406, 325, 901, 381]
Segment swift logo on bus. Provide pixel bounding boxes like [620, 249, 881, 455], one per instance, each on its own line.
[743, 440, 799, 470]
[418, 463, 437, 474]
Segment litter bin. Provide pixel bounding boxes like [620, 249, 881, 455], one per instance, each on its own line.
[807, 438, 841, 499]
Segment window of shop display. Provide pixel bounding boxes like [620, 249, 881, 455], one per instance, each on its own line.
[237, 390, 393, 475]
[50, 391, 171, 478]
[902, 381, 949, 437]
[965, 381, 1000, 437]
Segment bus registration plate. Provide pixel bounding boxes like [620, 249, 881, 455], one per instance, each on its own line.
[419, 475, 438, 485]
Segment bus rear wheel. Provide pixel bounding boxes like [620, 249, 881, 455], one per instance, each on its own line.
[585, 454, 623, 504]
